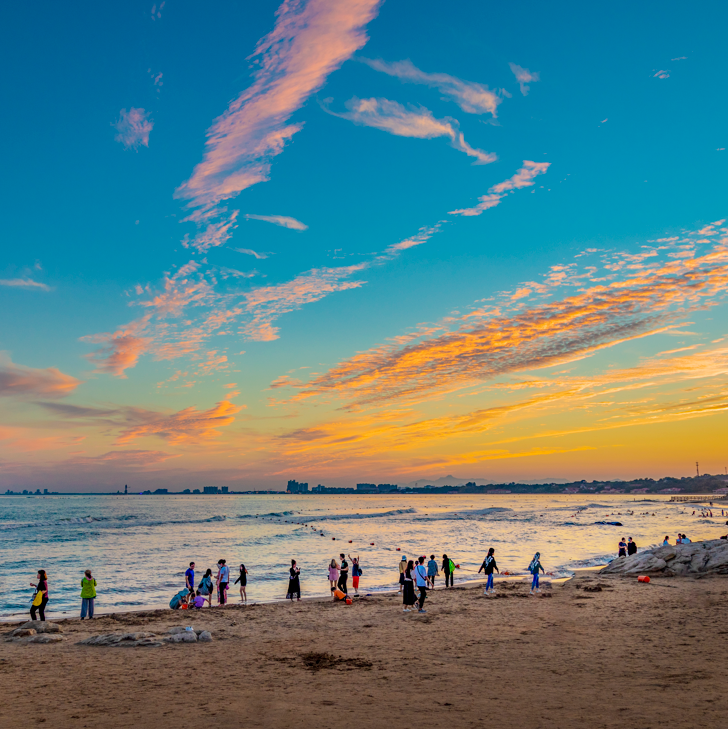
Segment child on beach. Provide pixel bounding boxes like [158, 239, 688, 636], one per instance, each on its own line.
[234, 563, 248, 605]
[478, 548, 499, 594]
[349, 554, 362, 596]
[398, 556, 407, 592]
[328, 559, 339, 597]
[287, 560, 301, 601]
[528, 552, 545, 594]
[191, 590, 206, 609]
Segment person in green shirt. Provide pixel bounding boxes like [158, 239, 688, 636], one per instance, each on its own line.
[80, 569, 97, 619]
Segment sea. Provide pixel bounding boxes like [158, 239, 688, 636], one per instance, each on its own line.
[1, 493, 725, 620]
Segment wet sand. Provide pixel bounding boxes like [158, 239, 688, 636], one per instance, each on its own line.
[1, 575, 727, 728]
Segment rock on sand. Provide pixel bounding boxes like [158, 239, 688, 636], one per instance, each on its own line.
[600, 538, 728, 576]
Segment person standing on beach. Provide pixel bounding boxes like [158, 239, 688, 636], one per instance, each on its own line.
[328, 559, 339, 597]
[197, 568, 214, 607]
[337, 553, 349, 595]
[349, 554, 361, 596]
[427, 554, 439, 587]
[402, 560, 417, 612]
[618, 539, 627, 557]
[398, 556, 407, 592]
[415, 556, 429, 613]
[234, 563, 248, 605]
[442, 554, 454, 588]
[80, 569, 97, 619]
[478, 548, 499, 595]
[185, 562, 195, 593]
[216, 559, 229, 606]
[30, 570, 49, 621]
[528, 553, 545, 594]
[287, 560, 301, 601]
[627, 537, 637, 556]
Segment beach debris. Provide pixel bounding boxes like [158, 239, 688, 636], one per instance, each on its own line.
[638, 575, 651, 583]
[19, 621, 62, 634]
[601, 538, 728, 576]
[78, 632, 161, 647]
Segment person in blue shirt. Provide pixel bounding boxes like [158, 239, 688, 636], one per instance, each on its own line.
[185, 562, 195, 591]
[415, 556, 430, 613]
[216, 559, 230, 605]
[427, 555, 439, 587]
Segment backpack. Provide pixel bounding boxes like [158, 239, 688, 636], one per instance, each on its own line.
[449, 559, 456, 573]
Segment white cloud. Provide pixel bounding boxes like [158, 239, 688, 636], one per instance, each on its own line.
[232, 248, 272, 259]
[113, 108, 153, 150]
[359, 58, 500, 116]
[509, 63, 540, 95]
[0, 278, 52, 291]
[245, 214, 308, 230]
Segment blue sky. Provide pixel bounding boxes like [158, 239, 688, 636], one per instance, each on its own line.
[1, 0, 727, 490]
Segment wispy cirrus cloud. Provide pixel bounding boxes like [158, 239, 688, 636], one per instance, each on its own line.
[359, 58, 501, 116]
[233, 248, 272, 259]
[174, 0, 382, 253]
[245, 214, 308, 230]
[81, 315, 153, 378]
[0, 278, 52, 291]
[113, 108, 153, 150]
[0, 354, 80, 399]
[509, 63, 540, 95]
[326, 97, 496, 164]
[280, 224, 728, 410]
[449, 160, 550, 217]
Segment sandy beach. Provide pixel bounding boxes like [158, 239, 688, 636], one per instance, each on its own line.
[2, 574, 727, 729]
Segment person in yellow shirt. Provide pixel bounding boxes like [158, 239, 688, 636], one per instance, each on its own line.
[80, 569, 97, 619]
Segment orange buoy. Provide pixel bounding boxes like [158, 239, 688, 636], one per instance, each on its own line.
[370, 542, 374, 546]
[332, 537, 336, 540]
[396, 547, 401, 551]
[456, 564, 460, 568]
[348, 540, 352, 543]
[638, 575, 651, 583]
[345, 597, 353, 605]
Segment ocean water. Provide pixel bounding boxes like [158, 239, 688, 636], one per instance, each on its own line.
[1, 493, 725, 619]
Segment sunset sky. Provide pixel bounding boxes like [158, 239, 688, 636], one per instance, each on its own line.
[1, 0, 727, 491]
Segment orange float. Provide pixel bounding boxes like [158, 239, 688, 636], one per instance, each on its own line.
[638, 575, 651, 583]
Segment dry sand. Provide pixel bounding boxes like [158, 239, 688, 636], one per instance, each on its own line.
[1, 575, 727, 728]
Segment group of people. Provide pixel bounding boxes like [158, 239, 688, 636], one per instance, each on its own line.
[182, 559, 249, 609]
[617, 537, 638, 557]
[327, 553, 362, 598]
[28, 568, 97, 622]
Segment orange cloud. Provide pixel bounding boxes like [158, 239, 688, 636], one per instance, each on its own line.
[81, 316, 152, 378]
[116, 398, 243, 445]
[0, 354, 80, 398]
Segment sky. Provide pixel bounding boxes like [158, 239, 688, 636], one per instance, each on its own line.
[1, 0, 727, 491]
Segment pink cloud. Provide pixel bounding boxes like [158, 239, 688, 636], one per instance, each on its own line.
[328, 97, 496, 164]
[113, 108, 153, 150]
[359, 58, 501, 116]
[175, 0, 382, 252]
[81, 316, 152, 378]
[449, 160, 550, 216]
[509, 63, 540, 95]
[0, 354, 80, 398]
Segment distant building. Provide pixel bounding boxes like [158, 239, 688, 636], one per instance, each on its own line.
[221, 487, 229, 494]
[630, 488, 650, 494]
[658, 487, 682, 494]
[714, 487, 728, 494]
[377, 484, 398, 493]
[312, 484, 326, 493]
[203, 486, 219, 494]
[356, 483, 377, 493]
[153, 489, 168, 494]
[287, 480, 309, 493]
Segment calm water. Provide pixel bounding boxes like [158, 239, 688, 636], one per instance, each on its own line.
[1, 493, 724, 619]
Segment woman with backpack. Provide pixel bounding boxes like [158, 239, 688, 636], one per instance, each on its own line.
[478, 548, 499, 595]
[30, 569, 49, 621]
[198, 568, 214, 607]
[442, 554, 455, 588]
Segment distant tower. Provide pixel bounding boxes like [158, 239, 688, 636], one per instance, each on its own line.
[124, 484, 128, 495]
[696, 462, 700, 478]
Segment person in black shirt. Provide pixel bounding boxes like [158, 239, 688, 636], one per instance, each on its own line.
[337, 553, 349, 595]
[627, 537, 637, 556]
[30, 569, 49, 621]
[478, 548, 499, 594]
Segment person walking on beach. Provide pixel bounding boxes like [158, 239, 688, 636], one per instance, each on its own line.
[402, 560, 417, 612]
[287, 560, 301, 601]
[618, 538, 627, 557]
[415, 556, 429, 613]
[528, 552, 545, 594]
[80, 569, 97, 619]
[30, 570, 49, 621]
[478, 548, 499, 595]
[349, 554, 362, 596]
[198, 568, 213, 607]
[627, 537, 637, 556]
[398, 555, 407, 593]
[234, 563, 248, 605]
[337, 553, 349, 596]
[328, 559, 339, 597]
[185, 562, 195, 593]
[216, 559, 229, 606]
[427, 554, 439, 587]
[442, 554, 454, 588]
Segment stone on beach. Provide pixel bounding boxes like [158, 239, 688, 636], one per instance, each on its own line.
[78, 632, 161, 647]
[26, 634, 64, 644]
[163, 631, 198, 643]
[600, 538, 728, 576]
[19, 621, 62, 634]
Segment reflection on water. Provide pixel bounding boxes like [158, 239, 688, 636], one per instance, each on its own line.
[0, 493, 723, 618]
